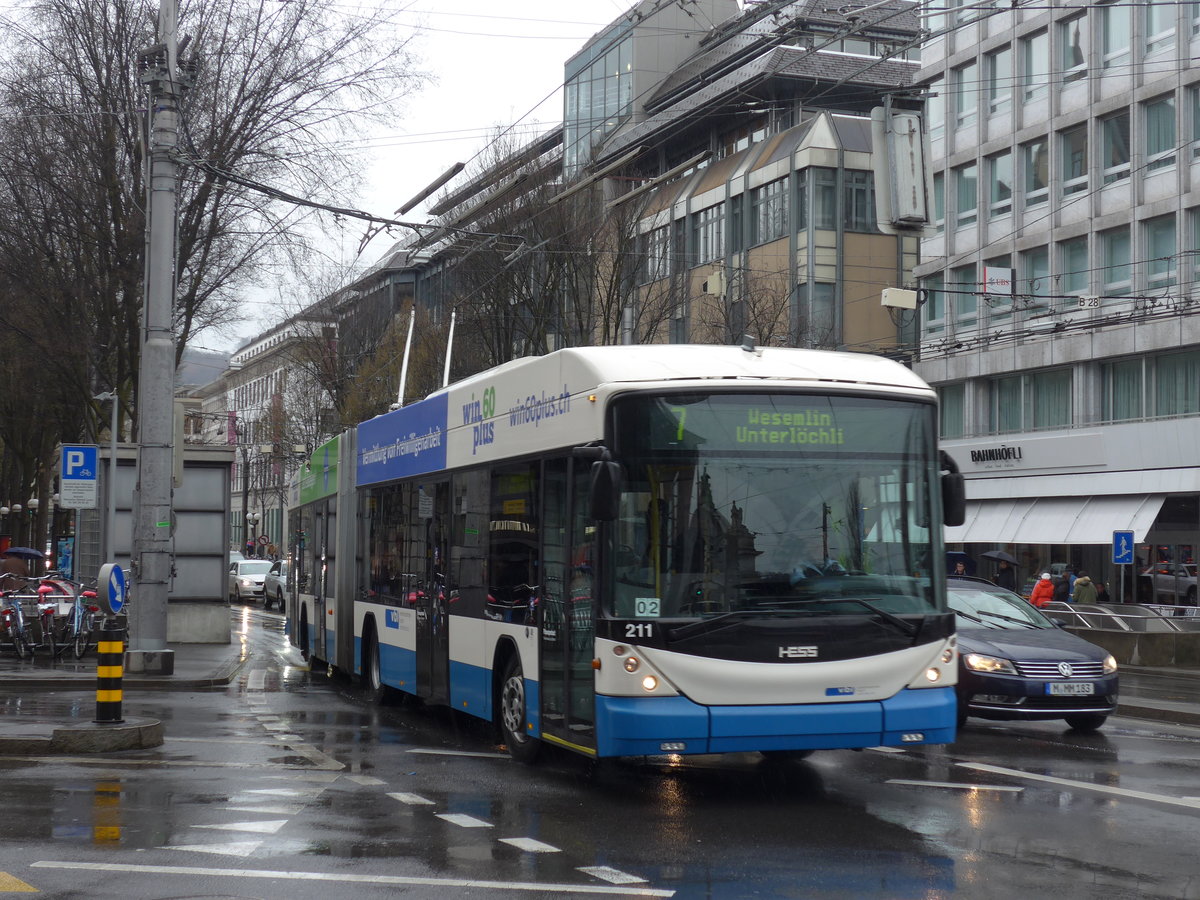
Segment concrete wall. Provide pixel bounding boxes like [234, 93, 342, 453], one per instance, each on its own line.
[1065, 628, 1200, 668]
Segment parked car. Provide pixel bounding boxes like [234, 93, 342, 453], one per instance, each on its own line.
[1138, 562, 1197, 605]
[263, 559, 288, 610]
[947, 576, 1118, 732]
[228, 559, 272, 604]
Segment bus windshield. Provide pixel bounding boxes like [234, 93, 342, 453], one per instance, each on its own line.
[609, 392, 941, 620]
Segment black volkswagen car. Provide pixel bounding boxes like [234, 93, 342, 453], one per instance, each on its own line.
[948, 576, 1118, 732]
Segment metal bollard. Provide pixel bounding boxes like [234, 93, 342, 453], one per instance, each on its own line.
[94, 619, 125, 724]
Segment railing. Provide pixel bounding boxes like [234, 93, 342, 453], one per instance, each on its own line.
[1042, 601, 1200, 633]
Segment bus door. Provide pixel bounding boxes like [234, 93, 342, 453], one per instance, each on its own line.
[538, 459, 596, 753]
[415, 481, 451, 704]
[313, 501, 332, 661]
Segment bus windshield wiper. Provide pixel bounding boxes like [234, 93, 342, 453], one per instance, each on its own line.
[832, 597, 920, 637]
[667, 608, 808, 640]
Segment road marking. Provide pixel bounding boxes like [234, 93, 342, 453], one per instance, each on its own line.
[578, 866, 649, 885]
[240, 787, 326, 799]
[388, 792, 435, 806]
[408, 748, 510, 759]
[886, 779, 1023, 793]
[0, 871, 37, 892]
[500, 837, 560, 852]
[436, 813, 493, 828]
[958, 762, 1200, 809]
[31, 862, 675, 896]
[221, 805, 305, 815]
[159, 841, 263, 858]
[868, 746, 907, 754]
[194, 819, 288, 834]
[344, 775, 386, 785]
[247, 670, 267, 691]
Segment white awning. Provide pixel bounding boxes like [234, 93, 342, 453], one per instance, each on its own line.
[946, 495, 1165, 545]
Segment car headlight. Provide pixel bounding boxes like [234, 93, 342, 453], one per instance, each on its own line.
[1103, 654, 1118, 674]
[963, 653, 1017, 675]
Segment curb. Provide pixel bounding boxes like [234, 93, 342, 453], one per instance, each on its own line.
[1116, 703, 1200, 729]
[0, 717, 164, 755]
[0, 651, 250, 693]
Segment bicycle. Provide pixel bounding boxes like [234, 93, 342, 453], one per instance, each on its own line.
[1, 588, 36, 659]
[50, 578, 100, 659]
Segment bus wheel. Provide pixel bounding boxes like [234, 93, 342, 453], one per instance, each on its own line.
[363, 628, 390, 704]
[500, 655, 540, 764]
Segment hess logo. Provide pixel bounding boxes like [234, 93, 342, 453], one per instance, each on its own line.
[779, 645, 818, 658]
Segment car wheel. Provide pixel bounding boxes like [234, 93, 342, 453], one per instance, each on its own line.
[499, 654, 540, 764]
[1065, 714, 1107, 733]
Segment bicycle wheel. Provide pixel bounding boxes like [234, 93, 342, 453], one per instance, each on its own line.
[72, 612, 94, 659]
[41, 615, 56, 660]
[12, 625, 29, 660]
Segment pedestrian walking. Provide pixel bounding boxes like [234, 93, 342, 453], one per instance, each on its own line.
[994, 560, 1017, 591]
[1053, 573, 1071, 604]
[1072, 572, 1098, 604]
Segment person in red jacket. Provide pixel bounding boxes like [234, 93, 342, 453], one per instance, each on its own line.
[1029, 572, 1056, 608]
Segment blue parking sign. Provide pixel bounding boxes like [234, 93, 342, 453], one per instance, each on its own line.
[59, 444, 99, 509]
[1112, 530, 1134, 565]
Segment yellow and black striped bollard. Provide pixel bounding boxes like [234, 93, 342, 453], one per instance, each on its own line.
[94, 619, 125, 724]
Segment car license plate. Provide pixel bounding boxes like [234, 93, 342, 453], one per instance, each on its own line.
[1046, 682, 1095, 696]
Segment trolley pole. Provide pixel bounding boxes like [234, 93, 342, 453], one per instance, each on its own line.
[130, 0, 188, 676]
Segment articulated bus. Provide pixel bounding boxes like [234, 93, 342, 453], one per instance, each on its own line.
[285, 345, 966, 762]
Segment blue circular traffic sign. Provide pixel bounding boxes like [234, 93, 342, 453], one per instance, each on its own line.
[97, 563, 126, 615]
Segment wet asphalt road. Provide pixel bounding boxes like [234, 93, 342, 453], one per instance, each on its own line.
[0, 609, 1198, 899]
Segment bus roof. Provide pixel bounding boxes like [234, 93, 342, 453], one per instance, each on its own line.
[426, 345, 932, 400]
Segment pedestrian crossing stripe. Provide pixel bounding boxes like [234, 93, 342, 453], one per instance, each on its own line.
[0, 870, 37, 891]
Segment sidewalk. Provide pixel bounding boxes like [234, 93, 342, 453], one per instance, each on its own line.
[0, 640, 249, 754]
[0, 644, 1195, 754]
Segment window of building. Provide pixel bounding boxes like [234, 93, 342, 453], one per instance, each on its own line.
[1191, 207, 1200, 286]
[1146, 0, 1176, 54]
[1061, 125, 1088, 196]
[1101, 227, 1131, 297]
[923, 273, 945, 334]
[1060, 236, 1089, 295]
[641, 225, 670, 284]
[812, 168, 837, 230]
[1145, 96, 1176, 172]
[1101, 2, 1131, 69]
[692, 205, 725, 264]
[1029, 369, 1073, 430]
[1155, 350, 1200, 416]
[955, 163, 978, 227]
[1098, 112, 1131, 184]
[1193, 87, 1200, 158]
[730, 193, 745, 253]
[991, 376, 1023, 433]
[1022, 31, 1048, 102]
[799, 282, 838, 346]
[933, 171, 945, 233]
[795, 169, 808, 231]
[988, 152, 1013, 218]
[1103, 359, 1144, 421]
[951, 263, 977, 326]
[843, 171, 876, 232]
[1059, 16, 1087, 83]
[987, 47, 1012, 114]
[939, 383, 966, 438]
[953, 61, 978, 128]
[984, 254, 1013, 319]
[1022, 139, 1048, 207]
[750, 178, 788, 244]
[1021, 245, 1050, 312]
[671, 218, 688, 273]
[928, 78, 945, 139]
[1145, 215, 1177, 290]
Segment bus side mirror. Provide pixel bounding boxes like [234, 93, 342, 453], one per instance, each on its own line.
[940, 451, 966, 526]
[589, 460, 622, 522]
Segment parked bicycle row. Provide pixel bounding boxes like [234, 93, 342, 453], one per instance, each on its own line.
[0, 573, 101, 660]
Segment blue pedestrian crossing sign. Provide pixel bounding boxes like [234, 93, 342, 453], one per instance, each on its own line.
[1112, 530, 1135, 566]
[59, 444, 99, 510]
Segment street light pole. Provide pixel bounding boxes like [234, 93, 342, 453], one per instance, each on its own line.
[93, 392, 119, 563]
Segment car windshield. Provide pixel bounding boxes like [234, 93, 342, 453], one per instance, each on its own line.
[609, 392, 942, 620]
[947, 582, 1052, 629]
[239, 561, 272, 576]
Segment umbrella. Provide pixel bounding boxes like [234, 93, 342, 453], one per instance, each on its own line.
[1, 547, 44, 560]
[980, 550, 1018, 565]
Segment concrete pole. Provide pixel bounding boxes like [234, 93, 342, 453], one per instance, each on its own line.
[130, 0, 184, 675]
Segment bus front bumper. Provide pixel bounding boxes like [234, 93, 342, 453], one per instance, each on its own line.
[593, 687, 956, 757]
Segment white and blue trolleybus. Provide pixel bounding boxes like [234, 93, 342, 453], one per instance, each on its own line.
[285, 344, 966, 762]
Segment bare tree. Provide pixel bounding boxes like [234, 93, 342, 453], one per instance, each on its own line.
[0, 0, 425, 488]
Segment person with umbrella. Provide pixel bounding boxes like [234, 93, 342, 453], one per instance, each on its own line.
[0, 547, 38, 591]
[980, 549, 1019, 592]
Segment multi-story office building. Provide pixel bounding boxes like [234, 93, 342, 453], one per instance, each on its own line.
[915, 1, 1200, 599]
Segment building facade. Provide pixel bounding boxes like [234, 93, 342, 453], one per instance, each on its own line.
[915, 0, 1200, 600]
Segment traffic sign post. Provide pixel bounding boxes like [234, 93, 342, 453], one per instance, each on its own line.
[59, 444, 99, 510]
[1113, 530, 1135, 604]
